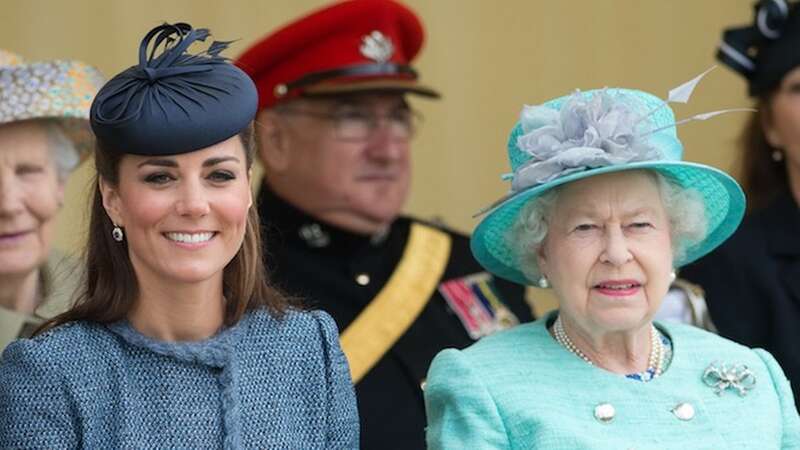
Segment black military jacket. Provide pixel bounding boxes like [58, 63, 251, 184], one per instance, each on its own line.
[681, 191, 800, 412]
[258, 185, 533, 450]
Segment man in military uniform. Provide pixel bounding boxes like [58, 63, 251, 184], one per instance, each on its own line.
[236, 1, 533, 447]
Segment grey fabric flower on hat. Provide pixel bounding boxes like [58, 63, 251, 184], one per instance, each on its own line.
[511, 90, 661, 192]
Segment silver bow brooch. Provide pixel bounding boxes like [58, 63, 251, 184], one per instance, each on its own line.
[702, 362, 757, 397]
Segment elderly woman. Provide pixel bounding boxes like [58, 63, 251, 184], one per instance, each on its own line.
[424, 86, 800, 448]
[682, 0, 800, 411]
[0, 23, 358, 448]
[0, 50, 103, 350]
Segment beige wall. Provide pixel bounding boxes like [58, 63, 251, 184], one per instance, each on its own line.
[2, 0, 754, 310]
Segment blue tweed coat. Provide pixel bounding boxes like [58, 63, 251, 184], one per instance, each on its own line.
[0, 309, 359, 449]
[425, 312, 800, 449]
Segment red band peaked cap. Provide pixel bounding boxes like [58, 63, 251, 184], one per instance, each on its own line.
[236, 0, 439, 109]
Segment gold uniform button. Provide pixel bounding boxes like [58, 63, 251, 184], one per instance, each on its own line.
[355, 273, 370, 286]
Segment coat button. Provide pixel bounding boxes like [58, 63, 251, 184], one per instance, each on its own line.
[594, 403, 615, 423]
[355, 273, 370, 286]
[672, 402, 695, 421]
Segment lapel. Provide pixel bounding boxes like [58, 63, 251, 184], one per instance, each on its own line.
[763, 193, 800, 306]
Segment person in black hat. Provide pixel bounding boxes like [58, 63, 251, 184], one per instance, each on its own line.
[236, 1, 533, 448]
[681, 0, 800, 412]
[0, 23, 358, 448]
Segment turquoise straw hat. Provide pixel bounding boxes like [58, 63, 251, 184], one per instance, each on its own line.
[470, 88, 746, 286]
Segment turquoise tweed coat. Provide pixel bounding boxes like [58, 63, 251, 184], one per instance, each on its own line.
[425, 312, 800, 449]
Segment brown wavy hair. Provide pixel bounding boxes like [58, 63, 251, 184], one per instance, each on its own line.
[738, 94, 790, 212]
[38, 124, 295, 334]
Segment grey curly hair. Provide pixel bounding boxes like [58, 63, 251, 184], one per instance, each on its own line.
[42, 119, 81, 182]
[508, 170, 708, 283]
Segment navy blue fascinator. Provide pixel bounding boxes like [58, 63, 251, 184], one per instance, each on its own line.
[90, 23, 257, 155]
[717, 0, 800, 96]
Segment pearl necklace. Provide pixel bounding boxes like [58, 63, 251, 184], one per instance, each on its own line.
[553, 316, 665, 378]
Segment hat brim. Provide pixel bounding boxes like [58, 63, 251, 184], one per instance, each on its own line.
[1, 58, 103, 162]
[303, 78, 440, 98]
[470, 161, 746, 286]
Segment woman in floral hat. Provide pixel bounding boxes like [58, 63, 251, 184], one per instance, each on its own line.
[0, 49, 103, 351]
[424, 85, 800, 448]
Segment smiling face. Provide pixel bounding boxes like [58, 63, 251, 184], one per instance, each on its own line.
[258, 93, 412, 234]
[100, 136, 252, 287]
[0, 121, 64, 278]
[537, 170, 674, 335]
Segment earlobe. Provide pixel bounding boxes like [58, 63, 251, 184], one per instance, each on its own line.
[98, 178, 123, 226]
[535, 242, 548, 269]
[55, 182, 66, 208]
[765, 127, 784, 148]
[761, 111, 784, 148]
[255, 109, 290, 173]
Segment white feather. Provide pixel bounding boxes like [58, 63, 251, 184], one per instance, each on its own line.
[668, 66, 717, 104]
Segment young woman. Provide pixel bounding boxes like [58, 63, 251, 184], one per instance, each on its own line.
[0, 23, 358, 449]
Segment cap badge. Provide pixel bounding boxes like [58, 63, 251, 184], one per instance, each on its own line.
[360, 30, 394, 63]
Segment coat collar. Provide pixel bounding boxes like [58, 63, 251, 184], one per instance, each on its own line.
[106, 316, 246, 368]
[257, 182, 395, 254]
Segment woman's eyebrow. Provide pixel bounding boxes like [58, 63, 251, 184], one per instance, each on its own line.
[203, 156, 240, 167]
[137, 158, 177, 168]
[563, 205, 656, 219]
[624, 206, 657, 218]
[562, 205, 602, 218]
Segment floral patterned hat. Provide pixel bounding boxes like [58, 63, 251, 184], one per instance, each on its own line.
[470, 86, 747, 286]
[0, 49, 105, 158]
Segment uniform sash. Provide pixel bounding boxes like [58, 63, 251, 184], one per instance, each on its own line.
[340, 222, 451, 383]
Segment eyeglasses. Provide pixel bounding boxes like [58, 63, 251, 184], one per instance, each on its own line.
[277, 106, 422, 142]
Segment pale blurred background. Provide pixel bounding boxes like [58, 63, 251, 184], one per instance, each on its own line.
[1, 0, 754, 313]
